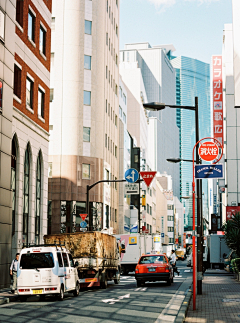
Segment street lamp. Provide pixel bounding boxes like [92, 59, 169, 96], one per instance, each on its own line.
[143, 97, 203, 309]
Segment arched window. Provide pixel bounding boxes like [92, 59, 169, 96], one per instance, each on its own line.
[23, 145, 30, 245]
[35, 153, 41, 244]
[11, 138, 17, 235]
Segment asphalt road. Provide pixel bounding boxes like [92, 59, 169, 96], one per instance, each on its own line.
[0, 261, 192, 323]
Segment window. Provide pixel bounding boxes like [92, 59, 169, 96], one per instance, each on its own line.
[28, 10, 35, 42]
[168, 216, 173, 221]
[85, 20, 92, 35]
[26, 77, 33, 109]
[111, 106, 112, 120]
[84, 91, 91, 105]
[16, 0, 24, 27]
[38, 88, 45, 118]
[106, 32, 108, 45]
[0, 81, 2, 111]
[113, 142, 114, 154]
[116, 24, 118, 37]
[50, 88, 54, 102]
[0, 10, 5, 40]
[123, 112, 126, 123]
[116, 54, 118, 66]
[169, 238, 174, 244]
[11, 137, 17, 235]
[39, 25, 46, 55]
[119, 106, 122, 117]
[167, 205, 173, 210]
[106, 66, 108, 79]
[115, 145, 117, 158]
[62, 253, 69, 267]
[108, 103, 110, 115]
[84, 55, 91, 70]
[115, 177, 117, 190]
[20, 253, 54, 269]
[23, 145, 30, 245]
[48, 162, 52, 178]
[115, 84, 118, 96]
[150, 206, 152, 215]
[105, 134, 107, 148]
[168, 227, 174, 232]
[162, 216, 164, 232]
[110, 140, 112, 153]
[115, 115, 117, 127]
[147, 204, 149, 214]
[108, 136, 109, 150]
[105, 169, 109, 182]
[115, 209, 117, 222]
[14, 64, 21, 99]
[57, 253, 63, 267]
[68, 254, 74, 267]
[35, 153, 41, 244]
[107, 0, 108, 12]
[82, 164, 90, 179]
[83, 127, 90, 142]
[109, 38, 110, 51]
[116, 0, 118, 7]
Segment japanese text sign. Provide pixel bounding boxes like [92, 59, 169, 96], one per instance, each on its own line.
[212, 55, 223, 146]
[198, 141, 219, 162]
[139, 171, 157, 187]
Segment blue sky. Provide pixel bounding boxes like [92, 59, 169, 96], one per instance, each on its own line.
[120, 0, 232, 64]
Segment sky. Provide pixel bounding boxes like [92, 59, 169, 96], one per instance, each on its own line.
[120, 0, 232, 64]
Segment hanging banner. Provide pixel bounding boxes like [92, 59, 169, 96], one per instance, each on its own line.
[212, 55, 223, 146]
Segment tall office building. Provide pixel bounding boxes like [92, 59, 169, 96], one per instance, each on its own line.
[170, 56, 211, 231]
[49, 0, 120, 233]
[120, 43, 180, 199]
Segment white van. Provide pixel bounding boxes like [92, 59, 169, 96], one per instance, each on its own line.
[17, 245, 79, 301]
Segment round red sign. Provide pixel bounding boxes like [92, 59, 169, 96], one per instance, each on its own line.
[198, 141, 219, 162]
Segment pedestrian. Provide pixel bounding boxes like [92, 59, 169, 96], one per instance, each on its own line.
[170, 250, 179, 276]
[10, 253, 19, 294]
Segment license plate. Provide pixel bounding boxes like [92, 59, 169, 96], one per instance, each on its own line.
[148, 268, 156, 272]
[32, 289, 42, 294]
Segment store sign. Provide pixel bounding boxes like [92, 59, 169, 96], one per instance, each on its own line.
[199, 141, 219, 162]
[226, 206, 240, 221]
[212, 55, 223, 146]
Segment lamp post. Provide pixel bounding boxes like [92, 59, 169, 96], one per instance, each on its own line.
[143, 97, 202, 309]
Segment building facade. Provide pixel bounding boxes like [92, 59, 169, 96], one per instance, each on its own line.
[49, 0, 120, 234]
[170, 56, 211, 232]
[0, 0, 52, 288]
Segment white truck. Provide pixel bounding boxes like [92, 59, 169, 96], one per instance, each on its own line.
[115, 233, 162, 274]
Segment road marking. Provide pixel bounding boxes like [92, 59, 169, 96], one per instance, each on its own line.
[102, 293, 130, 305]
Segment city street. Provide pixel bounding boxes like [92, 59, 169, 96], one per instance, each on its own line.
[0, 262, 191, 323]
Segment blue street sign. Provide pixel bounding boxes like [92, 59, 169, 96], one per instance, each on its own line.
[161, 233, 165, 238]
[125, 168, 139, 183]
[195, 164, 223, 179]
[130, 224, 138, 233]
[80, 221, 87, 228]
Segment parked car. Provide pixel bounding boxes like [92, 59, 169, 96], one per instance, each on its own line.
[135, 254, 173, 286]
[224, 250, 237, 272]
[17, 245, 80, 301]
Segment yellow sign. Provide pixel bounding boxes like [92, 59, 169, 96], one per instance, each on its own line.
[85, 278, 97, 283]
[154, 236, 160, 242]
[129, 237, 137, 245]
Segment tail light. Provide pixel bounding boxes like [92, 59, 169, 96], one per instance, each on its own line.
[135, 267, 139, 273]
[45, 287, 57, 291]
[18, 289, 30, 292]
[165, 266, 169, 272]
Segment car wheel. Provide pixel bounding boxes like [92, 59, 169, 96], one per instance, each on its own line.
[19, 296, 27, 302]
[136, 280, 142, 287]
[167, 278, 171, 286]
[58, 285, 64, 301]
[171, 277, 173, 283]
[100, 274, 108, 289]
[73, 282, 80, 297]
[114, 271, 120, 284]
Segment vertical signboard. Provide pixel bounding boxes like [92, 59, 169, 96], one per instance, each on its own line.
[226, 206, 240, 221]
[212, 56, 223, 145]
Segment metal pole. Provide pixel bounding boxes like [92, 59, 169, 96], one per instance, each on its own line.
[86, 185, 90, 231]
[195, 97, 203, 295]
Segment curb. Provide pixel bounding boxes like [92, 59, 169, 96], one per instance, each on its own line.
[174, 289, 192, 323]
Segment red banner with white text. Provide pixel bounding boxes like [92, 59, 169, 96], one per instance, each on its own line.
[212, 55, 223, 145]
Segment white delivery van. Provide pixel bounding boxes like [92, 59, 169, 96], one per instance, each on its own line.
[17, 245, 80, 301]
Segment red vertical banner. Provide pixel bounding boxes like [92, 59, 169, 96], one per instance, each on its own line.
[212, 56, 223, 145]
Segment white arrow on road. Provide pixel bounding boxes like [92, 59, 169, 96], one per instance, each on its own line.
[102, 294, 130, 304]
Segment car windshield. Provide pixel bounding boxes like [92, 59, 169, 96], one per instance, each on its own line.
[139, 255, 165, 264]
[20, 252, 54, 269]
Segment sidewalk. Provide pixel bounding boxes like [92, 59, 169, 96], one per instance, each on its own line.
[0, 288, 18, 305]
[185, 270, 240, 323]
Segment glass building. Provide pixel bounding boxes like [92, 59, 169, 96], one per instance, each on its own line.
[170, 56, 211, 232]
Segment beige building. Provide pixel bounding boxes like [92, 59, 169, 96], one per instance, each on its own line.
[156, 179, 169, 245]
[49, 0, 120, 233]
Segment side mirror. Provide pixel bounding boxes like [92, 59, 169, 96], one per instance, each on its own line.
[74, 261, 79, 267]
[121, 248, 125, 254]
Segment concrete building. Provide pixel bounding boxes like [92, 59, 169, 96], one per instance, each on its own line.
[156, 179, 169, 245]
[170, 56, 211, 232]
[120, 42, 180, 199]
[49, 0, 120, 233]
[0, 0, 52, 288]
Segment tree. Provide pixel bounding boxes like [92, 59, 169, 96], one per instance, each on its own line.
[222, 212, 240, 258]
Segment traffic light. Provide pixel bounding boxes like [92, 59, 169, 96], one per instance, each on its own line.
[142, 194, 146, 206]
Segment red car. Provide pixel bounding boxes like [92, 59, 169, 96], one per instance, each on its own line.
[135, 254, 174, 286]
